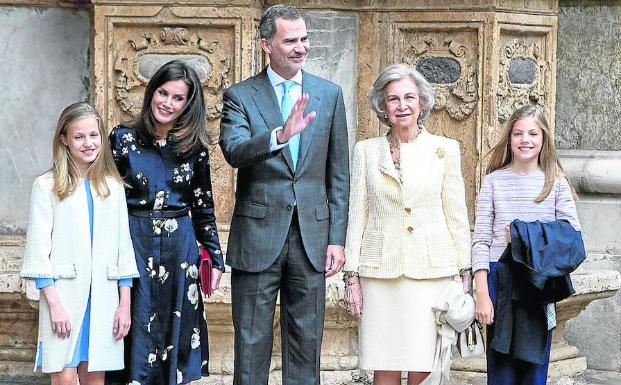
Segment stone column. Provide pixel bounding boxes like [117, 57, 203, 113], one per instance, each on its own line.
[0, 236, 44, 382]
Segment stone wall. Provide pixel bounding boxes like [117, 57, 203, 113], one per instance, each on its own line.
[0, 5, 90, 234]
[555, 0, 621, 150]
[303, 11, 358, 155]
[556, 0, 621, 373]
[561, 151, 621, 372]
[568, 254, 621, 372]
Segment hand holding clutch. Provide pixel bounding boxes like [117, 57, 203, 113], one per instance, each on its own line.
[199, 246, 217, 297]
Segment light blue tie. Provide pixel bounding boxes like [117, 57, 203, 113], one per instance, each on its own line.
[281, 80, 300, 169]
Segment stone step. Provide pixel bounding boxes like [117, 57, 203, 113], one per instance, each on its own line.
[0, 375, 48, 385]
[0, 369, 619, 384]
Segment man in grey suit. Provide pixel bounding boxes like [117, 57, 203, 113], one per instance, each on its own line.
[219, 4, 350, 385]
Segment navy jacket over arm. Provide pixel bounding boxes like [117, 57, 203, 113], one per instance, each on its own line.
[491, 219, 586, 364]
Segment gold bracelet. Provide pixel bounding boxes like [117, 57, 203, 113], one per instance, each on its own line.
[342, 271, 359, 283]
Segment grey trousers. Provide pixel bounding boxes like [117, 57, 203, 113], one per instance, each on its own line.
[231, 217, 326, 385]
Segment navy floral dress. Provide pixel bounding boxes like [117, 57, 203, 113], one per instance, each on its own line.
[108, 126, 224, 385]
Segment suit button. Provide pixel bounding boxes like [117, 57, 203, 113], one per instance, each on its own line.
[287, 204, 294, 210]
[405, 207, 411, 213]
[407, 226, 414, 233]
[293, 178, 297, 184]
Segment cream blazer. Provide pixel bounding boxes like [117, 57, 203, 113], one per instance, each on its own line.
[344, 130, 471, 279]
[20, 173, 139, 373]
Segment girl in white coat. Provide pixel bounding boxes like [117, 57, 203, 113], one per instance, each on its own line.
[20, 102, 139, 385]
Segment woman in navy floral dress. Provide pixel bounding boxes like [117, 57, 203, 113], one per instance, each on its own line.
[108, 60, 224, 385]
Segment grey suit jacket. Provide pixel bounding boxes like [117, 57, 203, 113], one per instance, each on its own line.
[219, 68, 350, 272]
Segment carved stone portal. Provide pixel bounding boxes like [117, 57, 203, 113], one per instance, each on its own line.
[403, 33, 479, 122]
[93, 4, 263, 227]
[497, 38, 549, 123]
[114, 26, 232, 127]
[483, 19, 556, 158]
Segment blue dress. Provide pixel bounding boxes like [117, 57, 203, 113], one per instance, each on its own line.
[108, 126, 224, 385]
[36, 179, 132, 368]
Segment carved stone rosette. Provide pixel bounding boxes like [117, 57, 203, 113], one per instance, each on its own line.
[114, 26, 231, 142]
[402, 33, 479, 121]
[497, 38, 548, 123]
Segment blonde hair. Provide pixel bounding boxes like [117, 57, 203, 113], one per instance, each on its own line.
[486, 105, 576, 203]
[52, 102, 123, 199]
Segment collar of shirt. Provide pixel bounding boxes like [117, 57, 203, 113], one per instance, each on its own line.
[267, 65, 303, 103]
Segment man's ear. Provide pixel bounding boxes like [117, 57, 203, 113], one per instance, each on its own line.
[260, 38, 271, 55]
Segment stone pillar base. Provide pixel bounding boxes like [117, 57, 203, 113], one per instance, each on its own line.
[452, 353, 587, 379]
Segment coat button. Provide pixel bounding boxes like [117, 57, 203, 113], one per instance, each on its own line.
[407, 226, 414, 233]
[405, 207, 411, 213]
[287, 204, 294, 210]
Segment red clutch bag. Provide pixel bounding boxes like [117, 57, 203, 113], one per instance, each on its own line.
[198, 246, 214, 297]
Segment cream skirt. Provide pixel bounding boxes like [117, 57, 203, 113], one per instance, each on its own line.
[358, 276, 453, 371]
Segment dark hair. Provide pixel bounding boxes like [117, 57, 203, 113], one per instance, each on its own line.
[259, 4, 303, 40]
[133, 60, 207, 156]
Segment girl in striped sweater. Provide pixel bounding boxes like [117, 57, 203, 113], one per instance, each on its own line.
[471, 105, 580, 385]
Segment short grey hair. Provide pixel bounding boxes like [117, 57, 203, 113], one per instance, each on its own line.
[368, 63, 436, 127]
[259, 4, 303, 40]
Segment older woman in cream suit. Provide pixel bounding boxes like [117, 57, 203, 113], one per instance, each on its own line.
[343, 63, 472, 385]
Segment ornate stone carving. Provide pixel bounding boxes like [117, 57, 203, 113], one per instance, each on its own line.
[402, 33, 479, 121]
[497, 38, 548, 123]
[114, 26, 232, 141]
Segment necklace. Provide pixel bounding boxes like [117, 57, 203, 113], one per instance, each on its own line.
[386, 126, 423, 174]
[386, 133, 401, 171]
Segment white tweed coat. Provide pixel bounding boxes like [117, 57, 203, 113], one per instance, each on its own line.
[20, 172, 139, 373]
[344, 130, 471, 279]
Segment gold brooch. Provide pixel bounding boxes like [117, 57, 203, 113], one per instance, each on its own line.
[436, 148, 445, 158]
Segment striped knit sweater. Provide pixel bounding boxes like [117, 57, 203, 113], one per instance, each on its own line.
[471, 168, 581, 273]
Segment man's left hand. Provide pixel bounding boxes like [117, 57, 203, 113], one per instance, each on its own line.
[325, 245, 345, 277]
